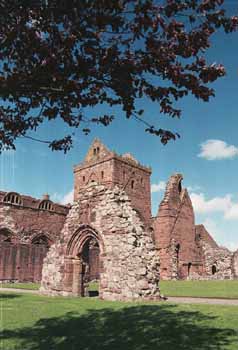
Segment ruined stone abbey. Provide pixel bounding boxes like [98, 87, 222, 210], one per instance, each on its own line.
[1, 139, 238, 300]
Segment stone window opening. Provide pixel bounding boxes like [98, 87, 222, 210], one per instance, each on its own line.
[175, 243, 180, 256]
[196, 233, 201, 242]
[212, 265, 217, 275]
[188, 262, 192, 276]
[0, 229, 13, 243]
[39, 200, 53, 211]
[178, 180, 182, 194]
[83, 176, 85, 182]
[131, 180, 134, 189]
[3, 192, 22, 206]
[175, 243, 180, 277]
[101, 171, 104, 179]
[32, 235, 50, 248]
[93, 147, 100, 156]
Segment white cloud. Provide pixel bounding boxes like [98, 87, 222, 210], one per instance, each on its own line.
[201, 218, 238, 252]
[190, 190, 238, 222]
[198, 140, 238, 160]
[190, 192, 232, 214]
[187, 185, 201, 193]
[224, 204, 238, 220]
[151, 181, 166, 193]
[61, 189, 74, 205]
[51, 189, 74, 205]
[225, 242, 238, 252]
[202, 218, 221, 239]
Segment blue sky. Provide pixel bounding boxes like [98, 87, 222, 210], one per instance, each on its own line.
[1, 2, 238, 251]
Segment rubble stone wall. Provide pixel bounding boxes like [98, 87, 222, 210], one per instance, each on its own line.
[232, 250, 238, 278]
[198, 241, 233, 279]
[41, 184, 160, 301]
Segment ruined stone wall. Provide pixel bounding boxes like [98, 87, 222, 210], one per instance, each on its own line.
[232, 250, 238, 278]
[41, 183, 160, 301]
[0, 204, 67, 244]
[153, 174, 203, 280]
[0, 193, 68, 282]
[199, 242, 233, 279]
[195, 225, 233, 280]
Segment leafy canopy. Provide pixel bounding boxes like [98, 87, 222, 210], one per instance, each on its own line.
[0, 0, 237, 152]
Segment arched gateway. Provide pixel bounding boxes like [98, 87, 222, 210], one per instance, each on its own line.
[40, 184, 161, 301]
[64, 225, 102, 296]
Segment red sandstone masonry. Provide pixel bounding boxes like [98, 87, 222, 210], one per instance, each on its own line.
[74, 139, 152, 225]
[0, 192, 68, 282]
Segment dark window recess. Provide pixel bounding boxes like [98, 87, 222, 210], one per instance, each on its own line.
[131, 180, 134, 189]
[212, 265, 217, 275]
[3, 193, 22, 206]
[178, 180, 182, 194]
[32, 235, 50, 248]
[39, 200, 53, 211]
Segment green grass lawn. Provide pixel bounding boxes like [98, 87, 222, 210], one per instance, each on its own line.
[1, 292, 238, 350]
[0, 282, 40, 290]
[160, 280, 238, 299]
[1, 280, 238, 299]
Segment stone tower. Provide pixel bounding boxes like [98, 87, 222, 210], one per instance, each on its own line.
[153, 174, 203, 280]
[73, 139, 152, 224]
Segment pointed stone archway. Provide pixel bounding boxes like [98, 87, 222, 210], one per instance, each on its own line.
[63, 225, 103, 297]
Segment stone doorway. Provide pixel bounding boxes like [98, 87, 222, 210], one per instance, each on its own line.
[79, 237, 100, 297]
[64, 225, 102, 297]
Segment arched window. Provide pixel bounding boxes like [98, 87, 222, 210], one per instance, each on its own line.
[212, 265, 217, 275]
[3, 192, 22, 206]
[32, 235, 50, 248]
[39, 200, 53, 211]
[0, 229, 12, 243]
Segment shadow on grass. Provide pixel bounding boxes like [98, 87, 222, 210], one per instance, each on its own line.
[2, 303, 237, 350]
[0, 293, 21, 299]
